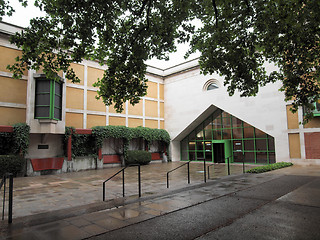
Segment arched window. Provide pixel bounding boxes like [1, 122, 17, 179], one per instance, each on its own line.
[203, 79, 220, 91]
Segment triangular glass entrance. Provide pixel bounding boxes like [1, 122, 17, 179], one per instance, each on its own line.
[180, 111, 275, 164]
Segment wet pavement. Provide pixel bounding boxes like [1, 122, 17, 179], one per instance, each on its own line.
[0, 163, 319, 239]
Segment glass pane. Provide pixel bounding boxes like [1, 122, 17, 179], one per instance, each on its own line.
[255, 128, 266, 138]
[244, 152, 255, 163]
[268, 137, 275, 151]
[204, 141, 211, 151]
[35, 94, 50, 105]
[197, 151, 204, 160]
[233, 140, 243, 152]
[54, 95, 62, 108]
[256, 152, 268, 164]
[35, 106, 50, 118]
[269, 152, 276, 163]
[207, 83, 219, 90]
[244, 140, 254, 150]
[204, 118, 212, 140]
[243, 126, 254, 138]
[204, 129, 212, 140]
[256, 139, 267, 151]
[188, 142, 196, 151]
[196, 129, 204, 140]
[213, 117, 222, 129]
[213, 130, 221, 140]
[222, 117, 231, 128]
[222, 112, 230, 118]
[222, 128, 231, 139]
[54, 81, 62, 95]
[232, 117, 242, 128]
[189, 131, 196, 141]
[36, 80, 50, 92]
[233, 152, 244, 163]
[54, 107, 62, 120]
[189, 152, 196, 161]
[232, 128, 243, 139]
[196, 141, 204, 151]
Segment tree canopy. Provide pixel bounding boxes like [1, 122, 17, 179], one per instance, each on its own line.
[1, 0, 320, 120]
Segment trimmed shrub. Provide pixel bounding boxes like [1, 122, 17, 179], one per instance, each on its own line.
[246, 162, 293, 174]
[0, 155, 25, 177]
[125, 150, 151, 165]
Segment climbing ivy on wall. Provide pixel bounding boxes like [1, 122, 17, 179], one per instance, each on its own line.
[0, 123, 30, 156]
[64, 126, 171, 158]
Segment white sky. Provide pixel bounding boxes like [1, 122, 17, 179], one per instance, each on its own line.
[3, 0, 199, 69]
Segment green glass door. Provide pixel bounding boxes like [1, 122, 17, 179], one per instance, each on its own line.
[212, 140, 232, 163]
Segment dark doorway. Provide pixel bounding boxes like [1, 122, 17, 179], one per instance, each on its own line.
[213, 143, 225, 163]
[204, 141, 212, 162]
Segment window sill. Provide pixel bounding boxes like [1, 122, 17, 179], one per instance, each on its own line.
[38, 119, 58, 124]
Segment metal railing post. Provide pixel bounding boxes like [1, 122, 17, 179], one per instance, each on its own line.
[103, 182, 106, 201]
[122, 169, 125, 197]
[2, 175, 6, 221]
[8, 174, 13, 224]
[167, 172, 169, 188]
[203, 158, 206, 183]
[138, 165, 141, 197]
[187, 162, 190, 184]
[227, 157, 230, 175]
[242, 159, 245, 173]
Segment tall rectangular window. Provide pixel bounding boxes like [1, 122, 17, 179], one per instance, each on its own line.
[35, 77, 63, 120]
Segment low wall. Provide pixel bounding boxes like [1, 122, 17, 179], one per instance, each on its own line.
[26, 157, 104, 176]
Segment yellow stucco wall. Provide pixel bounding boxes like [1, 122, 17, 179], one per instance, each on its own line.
[145, 119, 158, 129]
[66, 112, 83, 128]
[66, 87, 84, 109]
[304, 117, 320, 128]
[159, 84, 164, 100]
[0, 76, 27, 104]
[87, 114, 105, 128]
[0, 46, 28, 76]
[160, 120, 165, 129]
[109, 103, 126, 114]
[87, 66, 104, 87]
[109, 116, 126, 126]
[288, 133, 301, 158]
[0, 107, 26, 125]
[128, 101, 143, 116]
[87, 90, 106, 112]
[128, 118, 143, 128]
[160, 102, 164, 118]
[146, 81, 158, 99]
[286, 105, 299, 129]
[145, 100, 158, 118]
[67, 63, 84, 85]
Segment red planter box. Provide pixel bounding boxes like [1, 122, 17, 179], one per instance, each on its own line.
[30, 157, 64, 171]
[103, 155, 121, 164]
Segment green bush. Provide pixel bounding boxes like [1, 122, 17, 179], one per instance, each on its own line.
[125, 150, 151, 165]
[246, 162, 293, 174]
[0, 155, 25, 177]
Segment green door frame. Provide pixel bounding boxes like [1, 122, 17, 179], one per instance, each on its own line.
[212, 140, 232, 164]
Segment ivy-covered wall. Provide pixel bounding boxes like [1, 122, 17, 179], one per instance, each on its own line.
[64, 126, 170, 159]
[0, 123, 30, 156]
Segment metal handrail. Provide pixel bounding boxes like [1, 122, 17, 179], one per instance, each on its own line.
[102, 164, 141, 201]
[167, 161, 191, 188]
[1, 173, 13, 224]
[207, 156, 233, 179]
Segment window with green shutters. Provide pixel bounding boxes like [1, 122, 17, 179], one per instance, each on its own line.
[35, 77, 63, 121]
